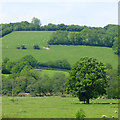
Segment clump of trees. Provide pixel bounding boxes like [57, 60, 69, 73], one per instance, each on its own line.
[48, 26, 118, 48]
[38, 59, 71, 70]
[2, 70, 68, 96]
[2, 55, 37, 74]
[2, 56, 71, 75]
[1, 17, 41, 37]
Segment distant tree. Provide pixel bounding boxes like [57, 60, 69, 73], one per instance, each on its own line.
[44, 23, 58, 31]
[20, 55, 38, 68]
[66, 57, 109, 104]
[31, 17, 41, 28]
[2, 58, 11, 74]
[57, 24, 67, 30]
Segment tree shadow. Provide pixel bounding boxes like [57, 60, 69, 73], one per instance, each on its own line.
[72, 102, 118, 105]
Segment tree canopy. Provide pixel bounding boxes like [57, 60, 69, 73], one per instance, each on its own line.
[66, 57, 109, 104]
[31, 17, 41, 28]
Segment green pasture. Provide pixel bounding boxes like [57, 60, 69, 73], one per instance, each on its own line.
[2, 69, 69, 78]
[32, 69, 69, 77]
[2, 31, 54, 48]
[2, 31, 118, 69]
[2, 96, 118, 118]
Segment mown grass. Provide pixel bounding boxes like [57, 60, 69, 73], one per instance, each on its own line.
[2, 31, 118, 69]
[2, 96, 118, 118]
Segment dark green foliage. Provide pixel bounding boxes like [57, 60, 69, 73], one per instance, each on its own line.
[33, 44, 40, 49]
[31, 17, 41, 28]
[21, 45, 26, 49]
[2, 58, 13, 74]
[38, 59, 71, 70]
[2, 76, 13, 95]
[52, 72, 67, 95]
[3, 57, 10, 63]
[66, 57, 109, 104]
[75, 109, 86, 119]
[2, 55, 37, 74]
[2, 70, 67, 96]
[20, 55, 38, 68]
[112, 38, 119, 55]
[11, 61, 32, 74]
[66, 25, 85, 31]
[48, 26, 118, 47]
[48, 31, 69, 45]
[2, 55, 68, 96]
[106, 69, 118, 99]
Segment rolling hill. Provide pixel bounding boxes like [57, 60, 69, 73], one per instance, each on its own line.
[2, 31, 118, 69]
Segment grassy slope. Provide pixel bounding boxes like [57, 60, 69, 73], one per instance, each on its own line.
[32, 69, 69, 77]
[2, 31, 118, 69]
[2, 97, 118, 118]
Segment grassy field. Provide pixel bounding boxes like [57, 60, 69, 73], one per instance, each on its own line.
[32, 69, 69, 77]
[2, 31, 118, 69]
[2, 96, 118, 118]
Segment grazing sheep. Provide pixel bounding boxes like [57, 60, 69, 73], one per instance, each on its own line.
[102, 115, 107, 118]
[112, 116, 114, 118]
[115, 110, 118, 113]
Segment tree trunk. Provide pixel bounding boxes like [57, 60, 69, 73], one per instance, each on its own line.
[86, 98, 89, 104]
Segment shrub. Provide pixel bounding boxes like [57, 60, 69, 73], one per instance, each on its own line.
[21, 45, 26, 49]
[33, 44, 40, 49]
[75, 109, 86, 119]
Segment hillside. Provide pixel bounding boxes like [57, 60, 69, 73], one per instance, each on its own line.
[2, 31, 118, 69]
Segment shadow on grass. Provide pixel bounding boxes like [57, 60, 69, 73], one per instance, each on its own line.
[72, 102, 118, 105]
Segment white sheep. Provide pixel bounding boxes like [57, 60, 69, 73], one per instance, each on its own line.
[115, 110, 118, 113]
[102, 115, 107, 118]
[112, 116, 114, 118]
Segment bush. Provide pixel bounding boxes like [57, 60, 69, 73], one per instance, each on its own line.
[21, 45, 26, 49]
[75, 109, 86, 119]
[33, 44, 40, 49]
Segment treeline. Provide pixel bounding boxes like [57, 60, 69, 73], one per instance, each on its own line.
[0, 22, 86, 38]
[48, 25, 118, 48]
[1, 17, 117, 38]
[2, 55, 71, 75]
